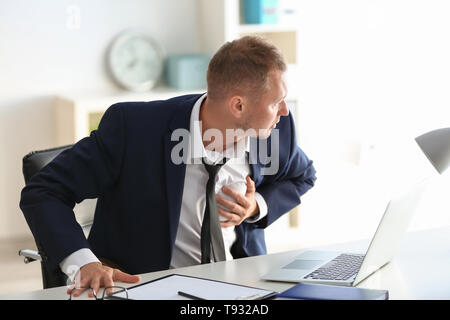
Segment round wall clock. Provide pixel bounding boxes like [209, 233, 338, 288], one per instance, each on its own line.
[107, 30, 164, 92]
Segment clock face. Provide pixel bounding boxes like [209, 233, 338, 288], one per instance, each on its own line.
[108, 32, 164, 91]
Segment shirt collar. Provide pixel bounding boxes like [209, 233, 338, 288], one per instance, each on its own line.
[187, 94, 249, 164]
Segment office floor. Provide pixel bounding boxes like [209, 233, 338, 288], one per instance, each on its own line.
[0, 236, 42, 296]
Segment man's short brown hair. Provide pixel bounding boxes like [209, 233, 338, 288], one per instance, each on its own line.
[207, 36, 287, 101]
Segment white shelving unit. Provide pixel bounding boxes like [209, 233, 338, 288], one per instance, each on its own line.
[54, 87, 203, 145]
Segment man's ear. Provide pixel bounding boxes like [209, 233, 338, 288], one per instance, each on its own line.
[228, 95, 245, 119]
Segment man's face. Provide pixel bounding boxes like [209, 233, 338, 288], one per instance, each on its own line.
[242, 70, 289, 139]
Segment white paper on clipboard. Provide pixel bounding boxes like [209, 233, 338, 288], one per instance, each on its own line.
[109, 274, 277, 300]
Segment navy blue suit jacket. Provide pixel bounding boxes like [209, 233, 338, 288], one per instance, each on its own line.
[20, 94, 316, 274]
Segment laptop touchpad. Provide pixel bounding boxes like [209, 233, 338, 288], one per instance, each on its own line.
[282, 259, 324, 270]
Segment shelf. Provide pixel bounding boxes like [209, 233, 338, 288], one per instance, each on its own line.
[56, 86, 205, 109]
[54, 86, 205, 145]
[238, 23, 297, 34]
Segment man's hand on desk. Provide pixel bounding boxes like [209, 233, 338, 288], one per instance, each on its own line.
[216, 176, 259, 228]
[67, 262, 140, 298]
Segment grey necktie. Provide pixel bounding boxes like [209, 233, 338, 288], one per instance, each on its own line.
[201, 158, 228, 263]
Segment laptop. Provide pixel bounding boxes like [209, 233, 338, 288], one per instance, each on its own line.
[262, 182, 427, 287]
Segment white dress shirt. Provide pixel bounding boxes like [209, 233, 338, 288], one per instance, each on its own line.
[60, 94, 268, 276]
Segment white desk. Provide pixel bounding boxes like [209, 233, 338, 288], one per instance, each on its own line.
[2, 226, 450, 300]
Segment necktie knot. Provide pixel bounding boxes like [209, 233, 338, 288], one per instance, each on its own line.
[202, 158, 228, 178]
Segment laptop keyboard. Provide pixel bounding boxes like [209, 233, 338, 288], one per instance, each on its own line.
[304, 253, 365, 281]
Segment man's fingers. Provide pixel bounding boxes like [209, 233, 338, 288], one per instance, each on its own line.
[245, 176, 256, 195]
[67, 262, 141, 299]
[218, 208, 242, 226]
[103, 277, 115, 295]
[216, 194, 246, 216]
[113, 269, 141, 283]
[218, 207, 234, 220]
[69, 284, 89, 297]
[71, 288, 85, 298]
[89, 277, 100, 298]
[220, 187, 249, 208]
[220, 221, 235, 228]
[67, 283, 76, 294]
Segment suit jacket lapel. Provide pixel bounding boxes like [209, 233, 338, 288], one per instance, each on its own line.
[164, 97, 198, 252]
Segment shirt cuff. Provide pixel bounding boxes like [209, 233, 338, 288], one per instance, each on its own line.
[245, 191, 268, 223]
[59, 248, 100, 281]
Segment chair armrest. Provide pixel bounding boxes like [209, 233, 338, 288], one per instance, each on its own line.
[18, 249, 42, 263]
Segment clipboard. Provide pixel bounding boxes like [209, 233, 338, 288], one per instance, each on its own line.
[107, 274, 277, 300]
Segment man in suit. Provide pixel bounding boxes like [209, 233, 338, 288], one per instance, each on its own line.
[20, 36, 316, 297]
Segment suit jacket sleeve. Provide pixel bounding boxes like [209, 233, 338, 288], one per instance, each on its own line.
[255, 112, 317, 228]
[19, 104, 125, 270]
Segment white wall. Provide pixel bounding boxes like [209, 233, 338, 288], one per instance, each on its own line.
[267, 0, 450, 252]
[0, 0, 201, 239]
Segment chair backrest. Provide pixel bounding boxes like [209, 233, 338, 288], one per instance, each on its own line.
[23, 144, 96, 232]
[22, 145, 74, 289]
[23, 145, 73, 183]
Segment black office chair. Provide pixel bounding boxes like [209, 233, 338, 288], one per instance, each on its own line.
[18, 144, 96, 289]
